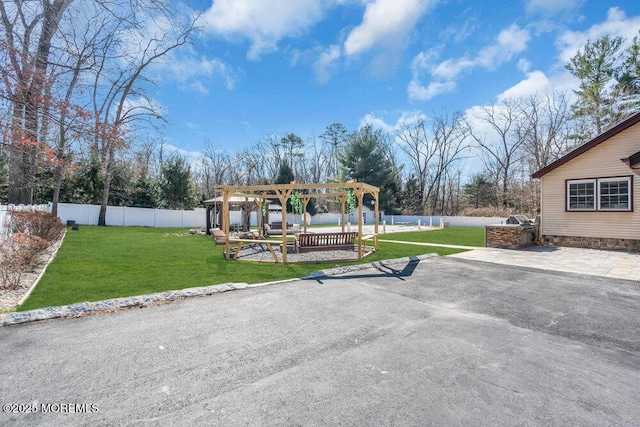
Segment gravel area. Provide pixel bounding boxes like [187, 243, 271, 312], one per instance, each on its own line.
[232, 242, 375, 263]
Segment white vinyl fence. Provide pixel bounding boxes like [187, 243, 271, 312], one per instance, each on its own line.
[56, 204, 207, 228]
[1, 202, 507, 232]
[283, 213, 506, 228]
[386, 215, 507, 227]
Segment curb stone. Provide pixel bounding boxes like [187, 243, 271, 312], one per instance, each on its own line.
[1, 254, 440, 327]
[0, 282, 249, 326]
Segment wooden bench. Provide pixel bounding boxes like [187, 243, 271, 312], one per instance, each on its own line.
[295, 232, 356, 253]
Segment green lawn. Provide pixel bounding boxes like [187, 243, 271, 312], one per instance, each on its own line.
[380, 226, 485, 247]
[19, 226, 468, 311]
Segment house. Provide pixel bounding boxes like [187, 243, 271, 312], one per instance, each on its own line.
[532, 112, 640, 252]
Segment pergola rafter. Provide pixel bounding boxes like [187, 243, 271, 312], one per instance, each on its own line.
[205, 180, 380, 263]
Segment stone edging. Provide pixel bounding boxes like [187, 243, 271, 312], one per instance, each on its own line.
[1, 253, 439, 327]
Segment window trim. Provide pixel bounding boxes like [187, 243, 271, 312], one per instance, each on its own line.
[566, 179, 596, 211]
[566, 176, 633, 212]
[597, 176, 632, 211]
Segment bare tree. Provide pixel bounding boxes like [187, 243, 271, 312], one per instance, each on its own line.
[469, 99, 529, 209]
[1, 0, 74, 204]
[50, 5, 109, 215]
[200, 139, 230, 196]
[319, 123, 347, 180]
[522, 91, 572, 173]
[88, 1, 197, 225]
[396, 110, 468, 214]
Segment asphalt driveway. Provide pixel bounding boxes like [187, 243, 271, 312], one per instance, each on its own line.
[1, 257, 639, 426]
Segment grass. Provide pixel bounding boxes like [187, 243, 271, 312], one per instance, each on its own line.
[380, 226, 485, 247]
[18, 226, 473, 311]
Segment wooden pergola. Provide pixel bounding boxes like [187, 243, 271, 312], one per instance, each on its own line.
[208, 180, 380, 263]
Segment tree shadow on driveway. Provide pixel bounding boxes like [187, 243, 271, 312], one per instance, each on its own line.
[302, 257, 421, 284]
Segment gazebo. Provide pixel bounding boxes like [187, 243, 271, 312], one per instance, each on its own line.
[206, 180, 380, 263]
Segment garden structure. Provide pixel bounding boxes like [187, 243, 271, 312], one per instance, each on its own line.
[205, 181, 380, 263]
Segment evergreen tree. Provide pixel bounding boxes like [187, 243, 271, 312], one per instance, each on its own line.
[275, 160, 295, 213]
[615, 33, 640, 118]
[339, 125, 398, 212]
[462, 174, 497, 209]
[159, 155, 198, 209]
[566, 35, 623, 136]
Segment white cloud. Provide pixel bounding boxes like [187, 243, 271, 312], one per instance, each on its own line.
[525, 0, 580, 15]
[189, 81, 210, 96]
[408, 23, 530, 102]
[360, 110, 427, 133]
[476, 24, 531, 70]
[167, 56, 236, 89]
[557, 7, 640, 64]
[497, 70, 551, 101]
[313, 45, 342, 84]
[360, 113, 396, 133]
[431, 57, 475, 81]
[408, 80, 456, 101]
[343, 0, 433, 57]
[161, 143, 202, 163]
[123, 97, 166, 118]
[203, 0, 328, 60]
[518, 58, 531, 73]
[429, 24, 530, 80]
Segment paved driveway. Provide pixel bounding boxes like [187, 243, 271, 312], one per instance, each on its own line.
[1, 257, 639, 426]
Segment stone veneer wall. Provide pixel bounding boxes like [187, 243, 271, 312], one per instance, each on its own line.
[486, 225, 534, 249]
[542, 235, 640, 252]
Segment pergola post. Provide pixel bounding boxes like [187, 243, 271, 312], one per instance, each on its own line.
[222, 190, 231, 259]
[339, 195, 346, 232]
[275, 186, 293, 263]
[302, 196, 310, 233]
[374, 190, 379, 249]
[356, 188, 364, 260]
[256, 198, 264, 239]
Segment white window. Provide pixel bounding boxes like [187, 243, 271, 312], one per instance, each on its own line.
[567, 179, 595, 211]
[566, 177, 632, 211]
[598, 177, 631, 210]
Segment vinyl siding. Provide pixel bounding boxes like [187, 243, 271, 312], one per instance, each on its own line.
[540, 124, 640, 240]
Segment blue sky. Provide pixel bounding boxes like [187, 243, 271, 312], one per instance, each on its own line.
[153, 0, 640, 165]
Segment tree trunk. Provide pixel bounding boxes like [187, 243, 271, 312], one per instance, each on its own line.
[98, 145, 115, 226]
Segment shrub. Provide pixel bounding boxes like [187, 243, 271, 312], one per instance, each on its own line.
[0, 211, 64, 290]
[9, 210, 65, 244]
[0, 232, 51, 290]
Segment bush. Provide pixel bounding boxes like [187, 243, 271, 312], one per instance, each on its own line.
[0, 233, 48, 290]
[9, 210, 65, 244]
[0, 211, 64, 290]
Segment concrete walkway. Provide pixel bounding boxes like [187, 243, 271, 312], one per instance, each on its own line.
[449, 246, 640, 281]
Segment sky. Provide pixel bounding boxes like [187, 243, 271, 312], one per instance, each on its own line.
[151, 0, 640, 174]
